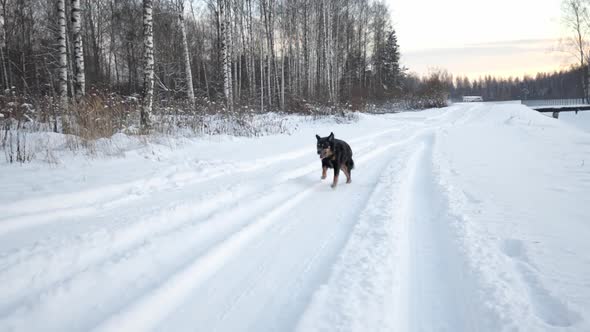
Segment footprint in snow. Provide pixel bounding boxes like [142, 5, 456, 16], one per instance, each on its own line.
[500, 238, 582, 327]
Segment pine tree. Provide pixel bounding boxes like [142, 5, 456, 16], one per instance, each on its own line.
[380, 28, 401, 95]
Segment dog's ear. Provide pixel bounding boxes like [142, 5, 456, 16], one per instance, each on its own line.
[316, 134, 321, 141]
[328, 132, 334, 142]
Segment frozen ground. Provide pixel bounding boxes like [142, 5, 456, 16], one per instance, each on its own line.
[0, 103, 589, 331]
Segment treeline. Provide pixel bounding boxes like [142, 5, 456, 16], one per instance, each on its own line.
[0, 0, 405, 129]
[449, 67, 585, 101]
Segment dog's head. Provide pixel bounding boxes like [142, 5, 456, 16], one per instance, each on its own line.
[316, 132, 334, 159]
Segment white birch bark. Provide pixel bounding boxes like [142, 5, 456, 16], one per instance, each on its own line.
[177, 0, 195, 107]
[58, 0, 68, 109]
[71, 0, 85, 99]
[0, 1, 8, 91]
[141, 0, 154, 130]
[260, 34, 264, 112]
[280, 29, 285, 110]
[247, 0, 255, 98]
[220, 0, 233, 111]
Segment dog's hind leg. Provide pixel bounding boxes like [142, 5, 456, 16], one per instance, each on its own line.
[332, 165, 340, 189]
[342, 164, 351, 184]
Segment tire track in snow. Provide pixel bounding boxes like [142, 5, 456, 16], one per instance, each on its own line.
[297, 131, 481, 332]
[91, 128, 424, 332]
[189, 134, 426, 332]
[0, 136, 377, 278]
[0, 182, 320, 331]
[394, 133, 476, 332]
[0, 133, 383, 292]
[93, 184, 322, 332]
[0, 126, 408, 279]
[0, 126, 406, 237]
[0, 139, 373, 318]
[295, 137, 421, 332]
[0, 130, 413, 330]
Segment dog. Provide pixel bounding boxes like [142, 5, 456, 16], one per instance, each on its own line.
[316, 132, 354, 189]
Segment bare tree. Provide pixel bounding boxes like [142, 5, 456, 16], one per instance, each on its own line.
[0, 0, 404, 121]
[0, 0, 7, 91]
[178, 0, 195, 107]
[141, 0, 154, 130]
[71, 0, 85, 99]
[219, 0, 233, 110]
[58, 0, 68, 108]
[562, 0, 589, 100]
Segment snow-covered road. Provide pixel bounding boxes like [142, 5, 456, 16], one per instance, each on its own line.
[1, 103, 589, 331]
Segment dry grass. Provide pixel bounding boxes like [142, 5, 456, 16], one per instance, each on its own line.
[0, 92, 299, 163]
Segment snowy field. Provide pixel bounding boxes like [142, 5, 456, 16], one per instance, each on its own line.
[1, 103, 589, 331]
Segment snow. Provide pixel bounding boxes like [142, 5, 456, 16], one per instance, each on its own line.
[560, 111, 590, 133]
[0, 103, 589, 331]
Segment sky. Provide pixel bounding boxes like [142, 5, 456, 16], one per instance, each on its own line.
[387, 0, 568, 79]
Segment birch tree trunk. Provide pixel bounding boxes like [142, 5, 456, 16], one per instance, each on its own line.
[280, 29, 285, 110]
[202, 60, 210, 100]
[261, 0, 274, 107]
[247, 0, 255, 99]
[190, 4, 211, 100]
[141, 0, 154, 130]
[58, 0, 68, 109]
[71, 0, 85, 99]
[260, 19, 264, 112]
[66, 31, 75, 102]
[236, 0, 244, 101]
[219, 0, 233, 111]
[227, 0, 233, 110]
[109, 0, 120, 86]
[324, 0, 332, 102]
[177, 0, 195, 107]
[0, 0, 8, 91]
[269, 0, 280, 107]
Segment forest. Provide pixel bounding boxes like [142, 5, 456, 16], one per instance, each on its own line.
[0, 0, 425, 136]
[449, 67, 586, 102]
[0, 0, 583, 147]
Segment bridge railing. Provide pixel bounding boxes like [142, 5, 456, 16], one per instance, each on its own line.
[521, 98, 588, 107]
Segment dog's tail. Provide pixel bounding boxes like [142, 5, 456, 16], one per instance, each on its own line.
[347, 159, 355, 170]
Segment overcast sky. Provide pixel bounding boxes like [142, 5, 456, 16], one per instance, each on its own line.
[387, 0, 568, 78]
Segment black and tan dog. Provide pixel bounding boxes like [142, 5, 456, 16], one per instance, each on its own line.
[316, 132, 354, 189]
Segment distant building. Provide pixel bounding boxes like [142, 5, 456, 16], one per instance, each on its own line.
[463, 96, 483, 102]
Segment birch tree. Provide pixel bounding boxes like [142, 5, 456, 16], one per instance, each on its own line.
[219, 0, 233, 110]
[178, 0, 195, 107]
[141, 0, 154, 130]
[71, 0, 85, 99]
[58, 0, 68, 108]
[0, 0, 406, 114]
[0, 0, 7, 91]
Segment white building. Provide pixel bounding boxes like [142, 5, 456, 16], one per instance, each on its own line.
[462, 96, 483, 102]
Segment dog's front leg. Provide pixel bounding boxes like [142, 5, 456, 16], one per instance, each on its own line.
[331, 165, 340, 189]
[321, 166, 327, 180]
